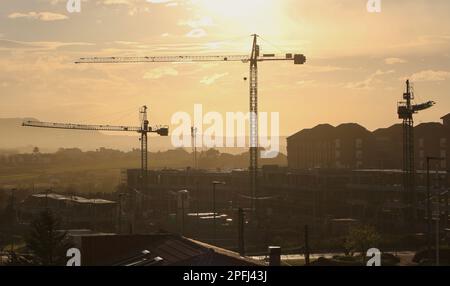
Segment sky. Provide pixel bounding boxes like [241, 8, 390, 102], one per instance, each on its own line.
[0, 0, 449, 137]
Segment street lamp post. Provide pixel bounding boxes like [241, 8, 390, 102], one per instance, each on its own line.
[212, 181, 226, 243]
[118, 192, 131, 234]
[426, 156, 444, 258]
[436, 188, 440, 266]
[178, 190, 189, 236]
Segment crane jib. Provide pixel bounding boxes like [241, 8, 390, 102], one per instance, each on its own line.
[23, 120, 169, 135]
[75, 54, 306, 65]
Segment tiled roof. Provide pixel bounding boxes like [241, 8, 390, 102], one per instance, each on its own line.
[88, 234, 263, 266]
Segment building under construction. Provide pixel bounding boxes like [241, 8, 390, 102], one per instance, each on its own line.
[117, 110, 449, 243]
[286, 113, 449, 171]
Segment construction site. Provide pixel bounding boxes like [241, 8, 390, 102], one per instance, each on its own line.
[0, 33, 446, 265]
[0, 0, 449, 268]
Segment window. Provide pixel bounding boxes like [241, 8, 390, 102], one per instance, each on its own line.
[356, 150, 363, 159]
[335, 139, 341, 149]
[419, 138, 424, 148]
[355, 138, 363, 149]
[356, 161, 363, 168]
[419, 150, 424, 158]
[335, 150, 341, 159]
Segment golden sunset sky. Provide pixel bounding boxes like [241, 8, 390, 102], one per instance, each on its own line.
[1, 0, 449, 137]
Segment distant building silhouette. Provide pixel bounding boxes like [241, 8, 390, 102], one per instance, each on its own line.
[287, 114, 450, 171]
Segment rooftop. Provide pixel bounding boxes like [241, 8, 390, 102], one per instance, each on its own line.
[77, 233, 263, 266]
[31, 193, 116, 205]
[441, 113, 450, 120]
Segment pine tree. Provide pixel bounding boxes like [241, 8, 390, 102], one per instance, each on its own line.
[25, 210, 74, 266]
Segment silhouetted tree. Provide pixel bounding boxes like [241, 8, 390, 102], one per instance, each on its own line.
[6, 251, 33, 266]
[344, 224, 380, 262]
[33, 147, 40, 155]
[25, 210, 74, 266]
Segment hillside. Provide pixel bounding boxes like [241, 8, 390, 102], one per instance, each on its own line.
[0, 118, 287, 154]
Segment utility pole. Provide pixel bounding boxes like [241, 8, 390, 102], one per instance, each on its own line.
[304, 225, 310, 266]
[45, 189, 50, 209]
[212, 181, 226, 244]
[10, 188, 16, 253]
[117, 192, 128, 234]
[196, 180, 200, 231]
[427, 157, 432, 255]
[435, 168, 443, 267]
[118, 195, 122, 234]
[436, 190, 440, 266]
[191, 126, 198, 169]
[238, 208, 245, 256]
[181, 194, 185, 236]
[177, 190, 189, 236]
[445, 191, 449, 232]
[436, 169, 441, 266]
[426, 157, 444, 257]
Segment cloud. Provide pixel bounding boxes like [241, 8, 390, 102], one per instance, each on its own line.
[8, 12, 68, 21]
[296, 80, 316, 87]
[146, 0, 174, 3]
[143, 67, 178, 79]
[179, 16, 214, 28]
[407, 70, 450, 82]
[390, 35, 450, 50]
[114, 41, 140, 45]
[346, 70, 395, 90]
[0, 39, 94, 51]
[200, 72, 228, 85]
[165, 2, 178, 6]
[186, 29, 207, 38]
[303, 65, 347, 73]
[47, 0, 70, 4]
[101, 0, 133, 5]
[101, 0, 149, 16]
[384, 57, 407, 65]
[145, 0, 179, 6]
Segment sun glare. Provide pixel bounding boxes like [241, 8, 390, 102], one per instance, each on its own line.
[196, 0, 275, 19]
[194, 0, 282, 36]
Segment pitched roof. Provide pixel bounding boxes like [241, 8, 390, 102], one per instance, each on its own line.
[80, 233, 263, 266]
[441, 113, 450, 120]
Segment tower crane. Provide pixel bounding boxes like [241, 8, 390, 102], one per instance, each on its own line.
[397, 80, 435, 222]
[22, 106, 169, 193]
[75, 34, 306, 213]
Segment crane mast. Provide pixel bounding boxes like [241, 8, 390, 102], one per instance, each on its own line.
[249, 35, 259, 212]
[397, 80, 435, 225]
[76, 35, 306, 214]
[140, 105, 149, 191]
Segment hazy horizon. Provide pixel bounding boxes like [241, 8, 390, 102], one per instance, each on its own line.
[1, 0, 449, 139]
